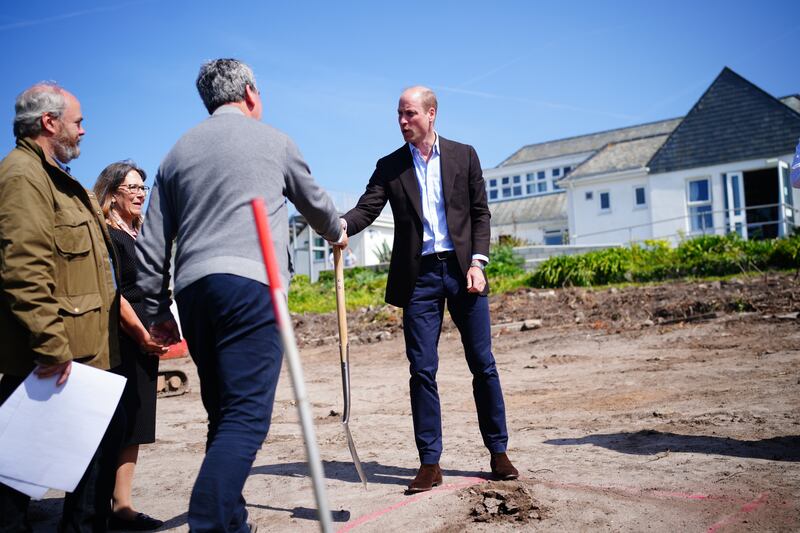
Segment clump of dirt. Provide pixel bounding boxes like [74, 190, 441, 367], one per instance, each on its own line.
[462, 481, 547, 524]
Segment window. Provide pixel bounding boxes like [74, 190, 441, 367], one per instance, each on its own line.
[526, 173, 536, 196]
[551, 168, 561, 190]
[501, 176, 510, 185]
[537, 171, 547, 193]
[599, 191, 611, 212]
[512, 175, 521, 184]
[563, 166, 572, 175]
[513, 185, 522, 196]
[634, 186, 646, 207]
[502, 187, 512, 198]
[687, 178, 713, 232]
[585, 191, 593, 200]
[544, 229, 565, 245]
[486, 177, 500, 201]
[313, 236, 326, 261]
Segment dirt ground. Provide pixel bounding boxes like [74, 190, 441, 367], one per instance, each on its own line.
[29, 273, 800, 531]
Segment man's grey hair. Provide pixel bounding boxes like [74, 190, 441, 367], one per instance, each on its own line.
[13, 82, 66, 139]
[196, 58, 258, 114]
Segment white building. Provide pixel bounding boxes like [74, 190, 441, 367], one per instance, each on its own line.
[289, 191, 394, 281]
[561, 68, 800, 245]
[485, 67, 800, 247]
[484, 115, 681, 245]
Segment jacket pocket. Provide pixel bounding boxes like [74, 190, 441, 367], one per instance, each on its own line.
[54, 211, 92, 258]
[56, 293, 104, 360]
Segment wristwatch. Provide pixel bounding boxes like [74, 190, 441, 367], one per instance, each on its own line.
[470, 260, 485, 271]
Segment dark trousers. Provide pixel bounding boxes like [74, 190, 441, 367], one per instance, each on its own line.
[177, 274, 282, 533]
[402, 254, 509, 464]
[0, 371, 125, 533]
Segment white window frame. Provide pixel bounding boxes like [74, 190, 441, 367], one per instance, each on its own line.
[686, 177, 713, 234]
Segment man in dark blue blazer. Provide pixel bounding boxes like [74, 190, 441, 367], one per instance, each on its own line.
[342, 86, 518, 493]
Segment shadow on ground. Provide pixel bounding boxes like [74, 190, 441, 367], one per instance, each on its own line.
[544, 431, 800, 461]
[251, 460, 489, 486]
[246, 503, 350, 522]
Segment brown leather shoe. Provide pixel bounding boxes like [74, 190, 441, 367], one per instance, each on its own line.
[406, 463, 443, 493]
[490, 452, 519, 480]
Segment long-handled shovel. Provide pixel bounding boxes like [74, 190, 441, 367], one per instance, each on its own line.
[251, 199, 333, 533]
[333, 246, 368, 489]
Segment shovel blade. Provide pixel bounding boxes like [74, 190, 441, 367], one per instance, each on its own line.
[343, 422, 367, 488]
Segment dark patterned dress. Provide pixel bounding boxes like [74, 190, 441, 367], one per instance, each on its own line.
[110, 227, 158, 445]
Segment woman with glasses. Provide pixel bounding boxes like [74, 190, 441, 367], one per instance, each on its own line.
[93, 161, 165, 531]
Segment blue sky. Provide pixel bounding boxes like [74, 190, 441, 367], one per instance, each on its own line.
[1, 0, 798, 200]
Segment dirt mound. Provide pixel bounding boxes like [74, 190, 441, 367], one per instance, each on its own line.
[290, 272, 800, 346]
[462, 481, 547, 524]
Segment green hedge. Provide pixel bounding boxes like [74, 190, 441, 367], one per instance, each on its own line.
[528, 234, 800, 288]
[288, 243, 528, 313]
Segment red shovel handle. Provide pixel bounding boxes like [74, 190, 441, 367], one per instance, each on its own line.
[251, 198, 285, 322]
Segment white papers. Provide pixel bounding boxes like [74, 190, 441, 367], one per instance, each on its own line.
[0, 363, 125, 499]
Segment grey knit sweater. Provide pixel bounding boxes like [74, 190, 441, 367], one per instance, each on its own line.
[136, 106, 340, 323]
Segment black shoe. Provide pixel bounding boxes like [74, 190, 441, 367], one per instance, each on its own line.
[108, 512, 164, 531]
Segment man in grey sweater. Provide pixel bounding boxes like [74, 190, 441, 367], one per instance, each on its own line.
[136, 58, 344, 533]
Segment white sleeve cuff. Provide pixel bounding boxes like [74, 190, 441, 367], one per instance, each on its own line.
[471, 253, 489, 264]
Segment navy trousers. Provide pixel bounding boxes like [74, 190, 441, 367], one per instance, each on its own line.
[402, 254, 509, 464]
[177, 274, 282, 533]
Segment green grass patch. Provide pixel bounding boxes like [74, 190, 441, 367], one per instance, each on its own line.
[288, 243, 530, 313]
[529, 233, 800, 288]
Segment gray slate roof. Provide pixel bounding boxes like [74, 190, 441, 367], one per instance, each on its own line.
[566, 134, 669, 180]
[648, 68, 800, 174]
[489, 192, 566, 225]
[498, 118, 681, 167]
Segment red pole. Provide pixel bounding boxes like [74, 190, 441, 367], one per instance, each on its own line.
[250, 198, 332, 532]
[251, 198, 285, 321]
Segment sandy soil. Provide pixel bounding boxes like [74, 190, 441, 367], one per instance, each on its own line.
[29, 273, 800, 531]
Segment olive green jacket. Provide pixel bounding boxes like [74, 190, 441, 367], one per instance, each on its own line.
[0, 138, 119, 376]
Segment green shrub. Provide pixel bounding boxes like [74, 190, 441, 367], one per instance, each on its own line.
[486, 244, 525, 277]
[529, 234, 800, 288]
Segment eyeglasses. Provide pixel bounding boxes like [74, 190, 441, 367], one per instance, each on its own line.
[118, 184, 150, 195]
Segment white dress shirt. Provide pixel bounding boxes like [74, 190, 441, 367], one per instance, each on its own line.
[409, 134, 454, 256]
[409, 134, 489, 264]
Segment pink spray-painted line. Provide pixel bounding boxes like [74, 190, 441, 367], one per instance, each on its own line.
[539, 480, 714, 501]
[337, 477, 487, 532]
[706, 492, 770, 533]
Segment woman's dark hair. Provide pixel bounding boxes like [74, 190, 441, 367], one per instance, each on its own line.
[92, 160, 148, 231]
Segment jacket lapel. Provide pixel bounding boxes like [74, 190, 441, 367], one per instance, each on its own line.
[398, 145, 423, 223]
[439, 137, 456, 216]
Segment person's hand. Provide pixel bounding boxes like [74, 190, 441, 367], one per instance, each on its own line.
[139, 331, 168, 356]
[149, 318, 181, 346]
[330, 218, 349, 248]
[34, 360, 72, 386]
[466, 266, 486, 294]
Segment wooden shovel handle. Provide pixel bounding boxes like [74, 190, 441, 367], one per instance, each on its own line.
[333, 247, 348, 359]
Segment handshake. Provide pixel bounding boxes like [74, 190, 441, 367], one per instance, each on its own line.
[328, 218, 349, 249]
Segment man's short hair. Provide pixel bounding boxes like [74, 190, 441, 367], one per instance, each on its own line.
[418, 87, 438, 113]
[13, 82, 66, 139]
[196, 59, 258, 114]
